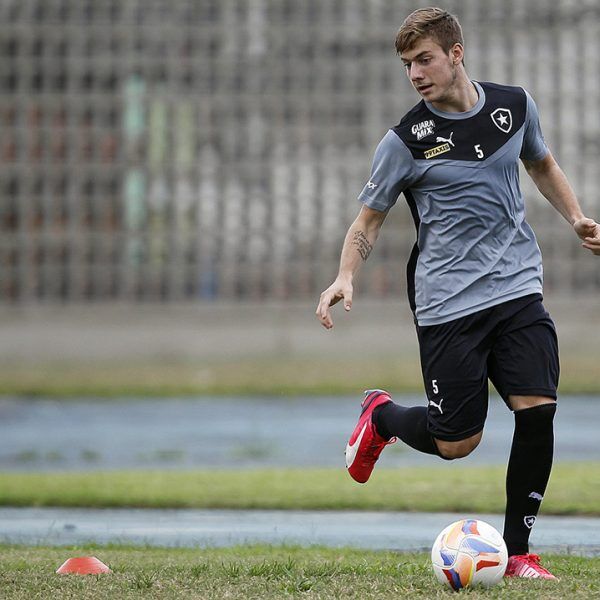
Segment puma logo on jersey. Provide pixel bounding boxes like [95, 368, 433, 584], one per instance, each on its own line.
[428, 398, 444, 414]
[366, 181, 378, 190]
[529, 492, 543, 502]
[435, 132, 454, 147]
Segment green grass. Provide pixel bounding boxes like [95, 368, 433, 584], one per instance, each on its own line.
[0, 358, 425, 398]
[1, 463, 598, 514]
[0, 544, 597, 599]
[0, 355, 598, 397]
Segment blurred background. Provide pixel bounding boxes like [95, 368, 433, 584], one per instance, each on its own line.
[0, 0, 598, 395]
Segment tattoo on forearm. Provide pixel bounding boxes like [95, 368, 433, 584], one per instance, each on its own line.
[352, 230, 373, 261]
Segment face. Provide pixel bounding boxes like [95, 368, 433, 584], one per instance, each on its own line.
[400, 37, 462, 105]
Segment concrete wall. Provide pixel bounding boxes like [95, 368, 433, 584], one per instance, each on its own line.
[1, 294, 597, 366]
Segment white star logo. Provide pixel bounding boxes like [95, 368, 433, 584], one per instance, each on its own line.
[491, 108, 513, 133]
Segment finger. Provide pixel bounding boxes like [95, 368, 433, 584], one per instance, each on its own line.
[582, 245, 600, 257]
[344, 290, 353, 312]
[582, 235, 600, 244]
[316, 295, 335, 327]
[316, 305, 333, 329]
[315, 302, 327, 323]
[318, 290, 342, 316]
[315, 293, 330, 319]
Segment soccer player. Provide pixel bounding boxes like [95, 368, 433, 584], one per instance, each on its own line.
[316, 7, 600, 580]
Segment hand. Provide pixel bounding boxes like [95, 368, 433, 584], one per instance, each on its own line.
[315, 277, 353, 329]
[574, 217, 600, 255]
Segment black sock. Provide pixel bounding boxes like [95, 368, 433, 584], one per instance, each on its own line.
[503, 403, 556, 556]
[373, 402, 439, 456]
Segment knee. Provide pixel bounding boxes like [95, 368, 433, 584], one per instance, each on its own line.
[509, 395, 557, 412]
[435, 432, 482, 460]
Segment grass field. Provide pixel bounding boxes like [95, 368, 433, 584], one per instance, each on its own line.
[0, 544, 597, 599]
[0, 354, 598, 397]
[0, 358, 426, 397]
[1, 463, 598, 514]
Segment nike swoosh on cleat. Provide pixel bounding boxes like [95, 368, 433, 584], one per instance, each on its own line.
[345, 422, 368, 469]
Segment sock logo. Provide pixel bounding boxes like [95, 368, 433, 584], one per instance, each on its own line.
[528, 491, 543, 501]
[523, 515, 536, 529]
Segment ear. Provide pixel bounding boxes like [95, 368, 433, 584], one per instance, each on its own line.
[450, 43, 464, 64]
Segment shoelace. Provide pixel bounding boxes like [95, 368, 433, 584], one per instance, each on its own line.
[514, 554, 553, 576]
[361, 430, 397, 463]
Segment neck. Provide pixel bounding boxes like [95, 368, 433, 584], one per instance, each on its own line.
[430, 68, 478, 113]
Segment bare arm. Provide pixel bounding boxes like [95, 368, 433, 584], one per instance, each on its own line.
[522, 152, 600, 254]
[315, 205, 387, 329]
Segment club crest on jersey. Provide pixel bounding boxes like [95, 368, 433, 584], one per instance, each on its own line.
[491, 108, 512, 133]
[412, 119, 435, 140]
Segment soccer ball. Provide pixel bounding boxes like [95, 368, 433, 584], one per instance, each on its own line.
[431, 519, 508, 590]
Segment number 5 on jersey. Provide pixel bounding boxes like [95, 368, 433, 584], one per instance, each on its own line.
[474, 144, 484, 159]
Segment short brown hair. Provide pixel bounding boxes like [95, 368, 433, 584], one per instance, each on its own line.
[395, 7, 463, 55]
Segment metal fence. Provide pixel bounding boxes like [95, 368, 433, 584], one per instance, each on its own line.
[1, 0, 599, 304]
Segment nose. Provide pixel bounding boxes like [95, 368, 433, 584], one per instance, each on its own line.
[409, 63, 423, 81]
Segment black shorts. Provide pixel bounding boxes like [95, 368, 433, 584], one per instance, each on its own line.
[416, 294, 559, 442]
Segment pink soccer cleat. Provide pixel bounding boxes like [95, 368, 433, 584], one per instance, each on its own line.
[504, 554, 558, 580]
[345, 389, 396, 483]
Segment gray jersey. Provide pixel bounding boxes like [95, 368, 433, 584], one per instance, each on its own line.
[358, 81, 549, 326]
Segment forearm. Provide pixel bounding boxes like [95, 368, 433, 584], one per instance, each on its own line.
[316, 205, 387, 329]
[337, 209, 385, 280]
[524, 155, 584, 225]
[524, 153, 600, 254]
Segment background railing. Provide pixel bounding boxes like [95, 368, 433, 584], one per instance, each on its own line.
[1, 0, 599, 304]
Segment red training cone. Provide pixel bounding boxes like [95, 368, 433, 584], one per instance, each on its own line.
[56, 556, 112, 575]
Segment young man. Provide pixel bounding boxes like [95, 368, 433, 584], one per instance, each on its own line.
[316, 7, 600, 580]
